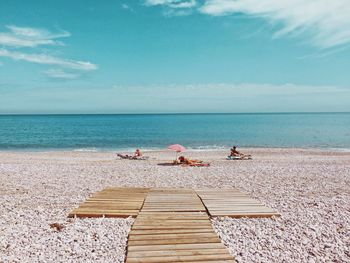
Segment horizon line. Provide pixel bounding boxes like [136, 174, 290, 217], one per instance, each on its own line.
[0, 111, 350, 116]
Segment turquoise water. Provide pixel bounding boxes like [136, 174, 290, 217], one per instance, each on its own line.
[0, 113, 349, 151]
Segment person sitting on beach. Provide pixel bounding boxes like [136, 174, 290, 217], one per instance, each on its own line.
[134, 149, 142, 157]
[230, 146, 241, 156]
[229, 146, 252, 160]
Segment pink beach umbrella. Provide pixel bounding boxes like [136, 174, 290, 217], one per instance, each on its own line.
[168, 144, 186, 152]
[168, 144, 186, 161]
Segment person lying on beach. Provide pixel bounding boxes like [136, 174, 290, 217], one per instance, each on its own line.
[117, 150, 148, 160]
[174, 156, 210, 167]
[228, 146, 252, 160]
[117, 153, 132, 159]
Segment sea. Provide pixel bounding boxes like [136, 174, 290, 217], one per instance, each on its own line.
[0, 113, 349, 151]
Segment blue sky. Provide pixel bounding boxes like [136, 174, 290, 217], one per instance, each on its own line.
[0, 0, 350, 113]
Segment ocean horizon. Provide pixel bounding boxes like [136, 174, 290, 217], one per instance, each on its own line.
[0, 113, 349, 151]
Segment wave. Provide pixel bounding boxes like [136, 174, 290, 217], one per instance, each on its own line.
[73, 148, 99, 152]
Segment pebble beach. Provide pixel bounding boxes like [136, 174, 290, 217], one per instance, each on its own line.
[0, 148, 349, 263]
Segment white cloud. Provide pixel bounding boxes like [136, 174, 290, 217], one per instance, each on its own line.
[121, 4, 130, 9]
[0, 25, 97, 78]
[0, 25, 70, 48]
[145, 0, 197, 9]
[45, 69, 80, 79]
[199, 0, 350, 48]
[144, 0, 350, 48]
[0, 48, 97, 71]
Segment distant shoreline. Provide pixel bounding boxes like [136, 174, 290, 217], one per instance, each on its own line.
[1, 146, 350, 153]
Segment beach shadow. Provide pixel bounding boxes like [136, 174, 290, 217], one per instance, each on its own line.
[157, 163, 179, 166]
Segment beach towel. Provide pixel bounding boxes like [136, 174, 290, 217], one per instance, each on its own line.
[226, 155, 252, 160]
[117, 154, 149, 160]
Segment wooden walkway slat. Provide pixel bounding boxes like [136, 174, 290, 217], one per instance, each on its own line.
[126, 254, 235, 263]
[68, 187, 149, 218]
[196, 189, 280, 218]
[127, 243, 227, 252]
[127, 248, 230, 257]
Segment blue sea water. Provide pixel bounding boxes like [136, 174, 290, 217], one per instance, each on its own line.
[0, 113, 349, 151]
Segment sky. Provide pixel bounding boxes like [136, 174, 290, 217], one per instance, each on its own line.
[0, 0, 350, 114]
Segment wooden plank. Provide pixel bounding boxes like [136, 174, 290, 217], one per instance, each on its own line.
[127, 243, 227, 252]
[128, 237, 221, 246]
[133, 221, 212, 226]
[126, 254, 234, 263]
[127, 248, 230, 257]
[79, 204, 143, 209]
[132, 226, 214, 230]
[136, 215, 208, 220]
[134, 220, 210, 225]
[132, 225, 214, 230]
[177, 261, 235, 263]
[130, 229, 215, 235]
[68, 212, 137, 218]
[141, 209, 206, 212]
[129, 233, 221, 241]
[85, 200, 144, 203]
[210, 212, 280, 218]
[208, 208, 277, 212]
[70, 208, 139, 213]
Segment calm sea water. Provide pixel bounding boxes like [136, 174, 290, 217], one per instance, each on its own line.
[0, 113, 349, 151]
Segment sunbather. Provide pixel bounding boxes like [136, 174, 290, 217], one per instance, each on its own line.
[134, 149, 142, 157]
[117, 153, 132, 159]
[175, 156, 210, 166]
[117, 150, 148, 160]
[228, 146, 252, 160]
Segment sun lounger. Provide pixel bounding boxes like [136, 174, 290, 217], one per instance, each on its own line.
[158, 160, 210, 167]
[226, 155, 252, 160]
[133, 156, 149, 160]
[117, 154, 149, 160]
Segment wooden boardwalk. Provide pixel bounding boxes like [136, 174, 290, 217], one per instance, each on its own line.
[126, 189, 234, 262]
[197, 189, 279, 218]
[141, 188, 207, 213]
[127, 212, 235, 262]
[68, 187, 149, 218]
[69, 187, 280, 262]
[69, 187, 279, 219]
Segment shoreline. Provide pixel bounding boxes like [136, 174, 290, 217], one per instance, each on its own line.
[1, 146, 350, 154]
